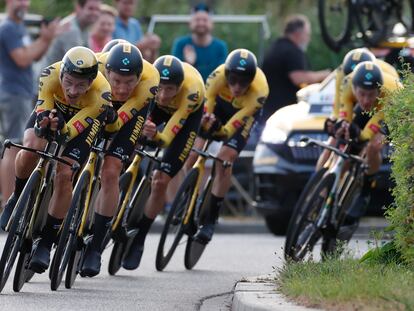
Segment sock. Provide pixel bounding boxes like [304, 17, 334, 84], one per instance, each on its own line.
[14, 176, 29, 198]
[207, 194, 224, 224]
[134, 214, 154, 246]
[90, 213, 112, 252]
[40, 214, 63, 250]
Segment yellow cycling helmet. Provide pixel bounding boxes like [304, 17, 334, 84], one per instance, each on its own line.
[60, 46, 99, 81]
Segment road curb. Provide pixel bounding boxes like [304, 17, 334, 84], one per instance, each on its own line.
[231, 276, 323, 311]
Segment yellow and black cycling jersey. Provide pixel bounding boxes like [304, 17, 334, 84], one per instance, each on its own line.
[36, 61, 111, 141]
[204, 64, 269, 139]
[97, 52, 160, 133]
[339, 71, 402, 141]
[332, 59, 399, 119]
[151, 62, 205, 148]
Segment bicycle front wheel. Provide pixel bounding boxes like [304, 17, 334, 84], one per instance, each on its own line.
[155, 168, 199, 271]
[108, 241, 125, 276]
[0, 171, 41, 292]
[354, 0, 388, 46]
[12, 239, 32, 292]
[287, 173, 335, 261]
[318, 0, 352, 51]
[285, 167, 328, 260]
[52, 171, 90, 290]
[183, 176, 213, 270]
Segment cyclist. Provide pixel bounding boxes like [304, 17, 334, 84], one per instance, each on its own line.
[80, 42, 160, 277]
[0, 46, 112, 273]
[334, 61, 402, 241]
[317, 48, 399, 169]
[187, 48, 269, 244]
[121, 55, 205, 270]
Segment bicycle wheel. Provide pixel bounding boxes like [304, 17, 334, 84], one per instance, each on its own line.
[321, 168, 363, 256]
[0, 171, 41, 292]
[354, 0, 388, 46]
[108, 241, 125, 275]
[287, 173, 335, 261]
[155, 168, 199, 271]
[318, 0, 352, 51]
[12, 240, 32, 292]
[183, 176, 213, 270]
[97, 173, 130, 262]
[64, 246, 82, 289]
[107, 176, 151, 275]
[14, 178, 53, 291]
[395, 0, 414, 34]
[126, 177, 151, 228]
[50, 171, 90, 291]
[285, 167, 328, 260]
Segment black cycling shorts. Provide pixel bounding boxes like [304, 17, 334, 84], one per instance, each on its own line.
[106, 108, 147, 160]
[150, 104, 202, 178]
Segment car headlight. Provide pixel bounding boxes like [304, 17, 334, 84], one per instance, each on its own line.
[261, 126, 287, 144]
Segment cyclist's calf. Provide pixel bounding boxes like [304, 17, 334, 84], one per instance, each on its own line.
[147, 170, 172, 218]
[97, 157, 123, 217]
[100, 157, 123, 191]
[49, 160, 76, 219]
[211, 146, 237, 197]
[15, 129, 47, 178]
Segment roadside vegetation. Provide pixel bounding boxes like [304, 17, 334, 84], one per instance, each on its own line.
[278, 257, 414, 311]
[278, 69, 414, 311]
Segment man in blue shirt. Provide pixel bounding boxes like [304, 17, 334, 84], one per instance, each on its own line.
[0, 0, 59, 211]
[171, 3, 228, 81]
[112, 0, 160, 62]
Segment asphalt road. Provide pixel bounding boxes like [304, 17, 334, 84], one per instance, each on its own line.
[0, 228, 376, 311]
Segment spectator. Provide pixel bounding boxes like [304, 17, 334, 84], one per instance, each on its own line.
[112, 0, 161, 62]
[0, 0, 60, 206]
[261, 14, 331, 122]
[89, 4, 117, 52]
[37, 0, 101, 72]
[171, 3, 227, 81]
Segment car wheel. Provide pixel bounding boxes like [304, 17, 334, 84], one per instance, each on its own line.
[264, 213, 290, 236]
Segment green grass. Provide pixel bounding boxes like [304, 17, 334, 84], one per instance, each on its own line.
[278, 258, 414, 311]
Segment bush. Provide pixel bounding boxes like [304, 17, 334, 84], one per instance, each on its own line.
[382, 68, 414, 266]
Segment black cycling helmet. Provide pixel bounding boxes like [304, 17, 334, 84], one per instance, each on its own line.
[154, 55, 184, 87]
[352, 61, 383, 90]
[342, 48, 375, 76]
[105, 43, 143, 77]
[102, 38, 127, 53]
[224, 48, 257, 86]
[60, 46, 99, 81]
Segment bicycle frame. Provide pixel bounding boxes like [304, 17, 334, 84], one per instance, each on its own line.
[3, 140, 69, 233]
[306, 138, 366, 230]
[77, 137, 106, 237]
[111, 151, 144, 231]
